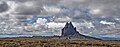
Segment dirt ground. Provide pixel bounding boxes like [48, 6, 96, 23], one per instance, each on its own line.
[0, 38, 120, 47]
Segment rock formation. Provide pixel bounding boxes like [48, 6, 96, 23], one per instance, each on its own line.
[61, 22, 101, 40]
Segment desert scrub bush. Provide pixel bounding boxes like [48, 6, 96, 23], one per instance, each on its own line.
[70, 42, 79, 44]
[40, 41, 48, 43]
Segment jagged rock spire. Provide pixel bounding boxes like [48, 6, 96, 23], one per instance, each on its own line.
[61, 22, 101, 40]
[62, 22, 79, 36]
[64, 22, 69, 28]
[64, 22, 74, 28]
[68, 22, 74, 28]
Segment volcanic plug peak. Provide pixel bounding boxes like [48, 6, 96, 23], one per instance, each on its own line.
[61, 22, 101, 40]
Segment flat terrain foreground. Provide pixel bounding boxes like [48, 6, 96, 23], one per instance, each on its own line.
[0, 38, 120, 47]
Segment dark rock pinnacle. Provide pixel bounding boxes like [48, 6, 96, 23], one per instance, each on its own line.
[61, 22, 101, 40]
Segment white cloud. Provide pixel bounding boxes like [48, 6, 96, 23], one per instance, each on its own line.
[100, 21, 115, 25]
[73, 21, 95, 29]
[3, 1, 18, 15]
[90, 9, 101, 15]
[36, 18, 48, 25]
[46, 22, 65, 28]
[24, 1, 34, 7]
[55, 16, 72, 22]
[43, 6, 61, 13]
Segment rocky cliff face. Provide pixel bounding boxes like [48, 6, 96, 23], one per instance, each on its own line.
[61, 22, 101, 40]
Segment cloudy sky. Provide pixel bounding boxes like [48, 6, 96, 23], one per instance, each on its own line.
[0, 0, 120, 37]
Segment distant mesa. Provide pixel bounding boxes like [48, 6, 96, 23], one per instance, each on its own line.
[61, 22, 101, 40]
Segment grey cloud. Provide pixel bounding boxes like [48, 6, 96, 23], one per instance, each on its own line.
[12, 0, 61, 15]
[15, 6, 42, 15]
[0, 0, 120, 37]
[0, 1, 9, 13]
[5, 0, 120, 18]
[85, 0, 120, 17]
[60, 0, 120, 17]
